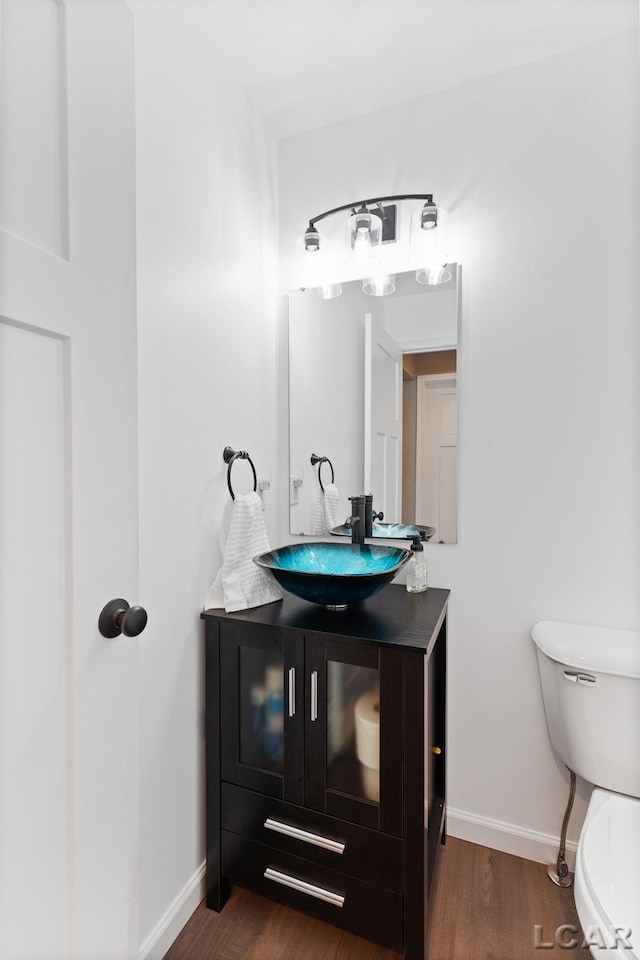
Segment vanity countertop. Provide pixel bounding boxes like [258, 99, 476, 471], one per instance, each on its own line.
[202, 583, 449, 655]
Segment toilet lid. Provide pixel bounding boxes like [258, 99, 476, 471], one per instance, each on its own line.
[580, 791, 640, 954]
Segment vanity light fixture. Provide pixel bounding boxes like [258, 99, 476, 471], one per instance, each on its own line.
[302, 194, 449, 297]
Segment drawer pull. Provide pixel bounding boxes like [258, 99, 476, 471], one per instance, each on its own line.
[264, 867, 345, 907]
[264, 818, 346, 854]
[310, 670, 318, 722]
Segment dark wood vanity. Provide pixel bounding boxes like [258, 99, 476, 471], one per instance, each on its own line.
[202, 584, 448, 959]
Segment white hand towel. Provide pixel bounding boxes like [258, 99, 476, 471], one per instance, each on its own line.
[323, 483, 340, 532]
[204, 491, 282, 612]
[312, 489, 328, 535]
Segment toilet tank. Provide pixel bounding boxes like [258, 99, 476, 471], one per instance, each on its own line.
[531, 621, 640, 799]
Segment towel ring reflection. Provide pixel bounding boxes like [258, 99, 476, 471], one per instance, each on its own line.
[223, 446, 257, 500]
[310, 453, 335, 494]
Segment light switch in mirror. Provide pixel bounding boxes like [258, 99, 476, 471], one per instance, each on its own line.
[288, 266, 460, 543]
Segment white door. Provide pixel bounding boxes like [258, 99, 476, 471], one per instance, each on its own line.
[0, 3, 139, 958]
[364, 314, 402, 522]
[416, 376, 457, 542]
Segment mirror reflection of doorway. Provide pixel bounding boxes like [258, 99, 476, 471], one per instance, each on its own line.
[288, 267, 460, 539]
[402, 351, 457, 542]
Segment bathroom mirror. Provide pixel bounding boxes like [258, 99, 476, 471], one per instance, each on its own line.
[288, 266, 460, 543]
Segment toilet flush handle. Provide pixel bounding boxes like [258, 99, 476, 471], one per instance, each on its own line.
[562, 670, 596, 686]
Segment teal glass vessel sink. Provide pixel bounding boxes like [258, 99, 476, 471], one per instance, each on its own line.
[253, 542, 412, 609]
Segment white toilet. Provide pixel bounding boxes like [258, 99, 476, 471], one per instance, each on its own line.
[532, 621, 640, 960]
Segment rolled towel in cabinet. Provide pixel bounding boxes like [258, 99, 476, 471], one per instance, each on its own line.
[355, 691, 380, 771]
[361, 765, 380, 803]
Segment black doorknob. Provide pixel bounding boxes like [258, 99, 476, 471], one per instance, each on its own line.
[99, 598, 148, 638]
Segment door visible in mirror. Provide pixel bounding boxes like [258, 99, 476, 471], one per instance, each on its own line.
[288, 266, 460, 543]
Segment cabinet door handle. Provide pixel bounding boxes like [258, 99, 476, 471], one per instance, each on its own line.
[264, 818, 345, 854]
[264, 867, 345, 908]
[288, 667, 296, 717]
[310, 670, 318, 722]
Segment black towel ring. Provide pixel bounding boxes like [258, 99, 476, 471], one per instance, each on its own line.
[223, 446, 257, 500]
[310, 453, 335, 494]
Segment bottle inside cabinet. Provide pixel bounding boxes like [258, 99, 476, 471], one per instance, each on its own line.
[239, 649, 284, 773]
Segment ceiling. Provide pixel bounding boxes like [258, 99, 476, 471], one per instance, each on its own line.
[131, 0, 637, 139]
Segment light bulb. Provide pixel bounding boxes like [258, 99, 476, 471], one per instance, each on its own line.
[301, 231, 342, 298]
[409, 206, 450, 285]
[346, 208, 383, 276]
[353, 225, 373, 265]
[420, 200, 438, 229]
[304, 225, 320, 252]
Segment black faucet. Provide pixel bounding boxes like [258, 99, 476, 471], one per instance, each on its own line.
[346, 494, 384, 543]
[345, 513, 364, 544]
[346, 495, 367, 543]
[364, 495, 385, 537]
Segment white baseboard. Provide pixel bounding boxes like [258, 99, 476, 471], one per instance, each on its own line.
[446, 806, 577, 871]
[139, 861, 206, 960]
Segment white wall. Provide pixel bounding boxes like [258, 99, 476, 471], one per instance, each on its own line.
[133, 6, 279, 955]
[130, 9, 639, 949]
[279, 28, 640, 862]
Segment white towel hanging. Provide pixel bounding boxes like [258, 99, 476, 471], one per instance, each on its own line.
[312, 489, 328, 535]
[204, 491, 282, 612]
[323, 483, 340, 532]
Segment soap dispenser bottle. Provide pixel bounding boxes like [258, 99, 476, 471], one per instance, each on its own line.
[406, 536, 428, 593]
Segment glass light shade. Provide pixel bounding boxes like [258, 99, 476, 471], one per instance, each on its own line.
[415, 264, 452, 286]
[301, 233, 342, 298]
[356, 254, 394, 297]
[363, 271, 396, 297]
[347, 208, 383, 269]
[409, 207, 451, 285]
[308, 282, 343, 300]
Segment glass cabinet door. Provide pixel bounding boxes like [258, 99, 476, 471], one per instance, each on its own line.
[220, 622, 303, 803]
[239, 645, 285, 774]
[305, 636, 402, 835]
[326, 661, 380, 803]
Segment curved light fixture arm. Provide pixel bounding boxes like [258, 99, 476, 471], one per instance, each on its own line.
[307, 193, 434, 230]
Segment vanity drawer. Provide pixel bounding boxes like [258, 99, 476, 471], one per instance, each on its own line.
[221, 782, 403, 892]
[221, 830, 404, 952]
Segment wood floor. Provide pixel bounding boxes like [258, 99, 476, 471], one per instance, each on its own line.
[163, 838, 592, 960]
